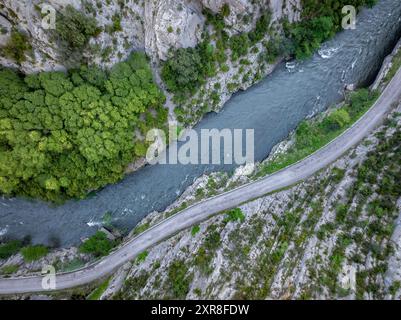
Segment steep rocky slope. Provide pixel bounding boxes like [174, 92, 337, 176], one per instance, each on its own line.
[0, 0, 300, 73]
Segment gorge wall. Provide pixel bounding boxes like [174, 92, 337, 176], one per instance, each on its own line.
[0, 0, 301, 73]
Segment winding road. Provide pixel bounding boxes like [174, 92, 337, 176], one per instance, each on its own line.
[1, 67, 401, 295]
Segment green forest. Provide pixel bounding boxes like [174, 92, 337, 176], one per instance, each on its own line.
[0, 53, 167, 202]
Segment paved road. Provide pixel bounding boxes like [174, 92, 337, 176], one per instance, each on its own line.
[1, 68, 401, 295]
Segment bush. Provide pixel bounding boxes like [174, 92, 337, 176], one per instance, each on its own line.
[345, 88, 377, 118]
[229, 33, 250, 61]
[20, 245, 49, 262]
[79, 231, 115, 257]
[87, 278, 110, 300]
[1, 29, 31, 63]
[0, 264, 19, 275]
[220, 4, 230, 18]
[248, 14, 271, 45]
[194, 227, 221, 274]
[161, 47, 203, 94]
[0, 52, 167, 202]
[55, 5, 99, 50]
[323, 109, 351, 131]
[136, 251, 148, 263]
[203, 8, 226, 32]
[111, 14, 122, 32]
[224, 208, 245, 223]
[335, 204, 348, 223]
[168, 260, 192, 299]
[191, 225, 200, 236]
[0, 240, 23, 260]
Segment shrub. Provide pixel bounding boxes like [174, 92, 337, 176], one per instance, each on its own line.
[111, 14, 122, 32]
[56, 258, 86, 272]
[229, 33, 250, 61]
[55, 5, 99, 50]
[221, 64, 230, 72]
[389, 281, 401, 296]
[136, 251, 148, 263]
[87, 278, 110, 300]
[248, 14, 271, 44]
[323, 109, 351, 131]
[1, 29, 31, 63]
[79, 231, 115, 257]
[194, 227, 221, 274]
[220, 4, 230, 17]
[168, 260, 192, 299]
[224, 208, 246, 223]
[335, 204, 348, 223]
[0, 240, 23, 260]
[20, 245, 49, 262]
[203, 8, 225, 32]
[345, 88, 377, 118]
[191, 225, 200, 236]
[132, 223, 150, 236]
[0, 264, 19, 275]
[161, 47, 203, 94]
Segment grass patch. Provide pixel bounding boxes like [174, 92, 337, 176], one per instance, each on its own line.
[191, 225, 200, 236]
[167, 260, 192, 299]
[136, 251, 148, 264]
[87, 278, 110, 300]
[194, 226, 221, 275]
[0, 240, 23, 260]
[20, 245, 49, 262]
[56, 258, 86, 272]
[0, 264, 19, 276]
[384, 48, 401, 83]
[132, 223, 150, 236]
[224, 208, 245, 223]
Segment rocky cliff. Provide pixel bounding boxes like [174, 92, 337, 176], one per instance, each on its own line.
[0, 0, 301, 73]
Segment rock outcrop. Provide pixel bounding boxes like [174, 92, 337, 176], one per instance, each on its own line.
[0, 0, 301, 73]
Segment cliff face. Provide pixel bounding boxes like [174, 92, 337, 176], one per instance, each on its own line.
[0, 0, 301, 73]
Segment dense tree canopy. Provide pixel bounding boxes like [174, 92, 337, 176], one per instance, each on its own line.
[161, 47, 204, 94]
[286, 0, 377, 59]
[55, 4, 99, 50]
[0, 53, 167, 202]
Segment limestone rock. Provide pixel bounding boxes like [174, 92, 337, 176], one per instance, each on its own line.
[0, 0, 301, 72]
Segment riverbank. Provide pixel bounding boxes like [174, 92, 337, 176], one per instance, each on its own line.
[115, 104, 401, 300]
[2, 79, 401, 298]
[1, 0, 401, 248]
[125, 35, 401, 236]
[0, 48, 400, 298]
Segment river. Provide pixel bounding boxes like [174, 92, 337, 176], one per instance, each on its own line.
[1, 0, 401, 246]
